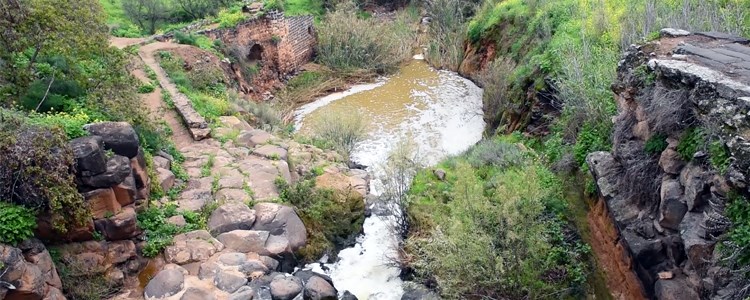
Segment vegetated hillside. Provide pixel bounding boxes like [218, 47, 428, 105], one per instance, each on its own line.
[406, 0, 750, 299]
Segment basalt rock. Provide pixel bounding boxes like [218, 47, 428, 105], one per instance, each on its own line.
[84, 122, 140, 158]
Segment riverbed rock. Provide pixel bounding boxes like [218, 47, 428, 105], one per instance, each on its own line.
[157, 167, 176, 192]
[215, 270, 247, 293]
[270, 274, 303, 300]
[144, 268, 185, 299]
[181, 287, 216, 300]
[251, 203, 307, 252]
[84, 122, 140, 158]
[433, 169, 446, 181]
[165, 230, 224, 265]
[230, 286, 255, 300]
[654, 277, 699, 300]
[253, 144, 288, 161]
[208, 203, 257, 236]
[304, 275, 337, 300]
[217, 230, 270, 254]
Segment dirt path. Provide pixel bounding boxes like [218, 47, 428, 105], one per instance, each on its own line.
[134, 42, 200, 149]
[110, 37, 148, 49]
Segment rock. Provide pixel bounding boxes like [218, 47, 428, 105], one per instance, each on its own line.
[401, 282, 439, 300]
[433, 169, 446, 181]
[198, 262, 221, 280]
[157, 168, 176, 192]
[167, 215, 187, 227]
[34, 215, 94, 242]
[84, 122, 140, 158]
[680, 163, 708, 211]
[83, 188, 122, 219]
[177, 188, 213, 212]
[165, 230, 224, 265]
[659, 149, 685, 174]
[106, 240, 137, 264]
[215, 270, 248, 293]
[143, 268, 185, 299]
[208, 203, 257, 236]
[113, 174, 137, 206]
[658, 178, 688, 230]
[304, 276, 337, 300]
[81, 155, 132, 188]
[621, 229, 666, 268]
[341, 291, 358, 300]
[219, 116, 252, 131]
[256, 286, 273, 300]
[315, 172, 365, 200]
[658, 271, 674, 279]
[253, 145, 288, 161]
[181, 287, 216, 300]
[270, 275, 303, 300]
[237, 130, 274, 147]
[44, 287, 65, 300]
[0, 244, 46, 300]
[231, 286, 255, 300]
[240, 259, 269, 278]
[131, 153, 150, 190]
[96, 206, 139, 240]
[587, 152, 640, 223]
[153, 156, 172, 170]
[216, 230, 270, 254]
[293, 270, 333, 286]
[215, 188, 252, 203]
[69, 136, 107, 176]
[680, 212, 716, 273]
[654, 277, 699, 300]
[660, 28, 691, 38]
[218, 252, 247, 266]
[252, 203, 307, 252]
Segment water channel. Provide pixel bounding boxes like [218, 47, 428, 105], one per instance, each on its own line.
[294, 58, 485, 299]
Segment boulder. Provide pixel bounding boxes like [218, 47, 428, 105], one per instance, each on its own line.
[256, 286, 273, 300]
[143, 268, 185, 299]
[215, 270, 248, 293]
[153, 156, 172, 170]
[230, 286, 255, 300]
[0, 244, 47, 300]
[208, 203, 257, 236]
[660, 28, 692, 38]
[177, 188, 213, 212]
[112, 174, 137, 206]
[304, 276, 337, 300]
[658, 178, 688, 230]
[270, 275, 303, 300]
[167, 215, 187, 227]
[680, 212, 716, 273]
[69, 136, 107, 176]
[165, 230, 224, 265]
[105, 240, 137, 264]
[219, 116, 252, 131]
[131, 153, 150, 190]
[216, 230, 270, 254]
[157, 168, 176, 192]
[81, 155, 132, 188]
[237, 130, 273, 148]
[341, 291, 358, 300]
[252, 203, 307, 252]
[83, 188, 122, 219]
[240, 259, 269, 278]
[659, 149, 686, 174]
[95, 206, 139, 240]
[84, 122, 140, 158]
[34, 215, 94, 243]
[621, 229, 666, 268]
[215, 188, 252, 203]
[654, 277, 699, 300]
[293, 270, 333, 286]
[181, 287, 216, 300]
[680, 163, 708, 211]
[401, 283, 440, 300]
[433, 169, 446, 181]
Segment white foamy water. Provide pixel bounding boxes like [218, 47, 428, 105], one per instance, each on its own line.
[294, 61, 484, 299]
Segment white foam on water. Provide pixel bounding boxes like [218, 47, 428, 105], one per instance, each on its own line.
[296, 64, 484, 300]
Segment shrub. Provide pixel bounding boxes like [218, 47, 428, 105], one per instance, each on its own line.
[478, 58, 518, 131]
[466, 137, 525, 169]
[308, 110, 367, 159]
[137, 204, 205, 257]
[316, 1, 416, 74]
[217, 7, 247, 29]
[53, 255, 120, 300]
[276, 179, 365, 262]
[0, 202, 37, 245]
[138, 83, 155, 94]
[174, 31, 198, 46]
[425, 0, 475, 70]
[264, 0, 285, 11]
[644, 134, 668, 155]
[677, 127, 704, 161]
[229, 93, 285, 133]
[573, 122, 612, 166]
[0, 113, 89, 232]
[709, 140, 731, 173]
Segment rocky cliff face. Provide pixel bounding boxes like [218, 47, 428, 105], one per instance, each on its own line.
[588, 29, 750, 299]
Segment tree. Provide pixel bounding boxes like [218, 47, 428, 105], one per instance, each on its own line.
[176, 0, 219, 19]
[0, 0, 109, 104]
[123, 0, 170, 34]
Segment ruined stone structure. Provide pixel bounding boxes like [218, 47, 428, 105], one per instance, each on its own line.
[588, 30, 750, 299]
[203, 11, 316, 94]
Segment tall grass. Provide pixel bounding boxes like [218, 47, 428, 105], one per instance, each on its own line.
[316, 1, 417, 75]
[308, 110, 367, 159]
[425, 0, 476, 71]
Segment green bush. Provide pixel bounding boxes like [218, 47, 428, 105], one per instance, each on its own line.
[0, 113, 89, 232]
[709, 140, 731, 173]
[573, 122, 612, 166]
[0, 202, 37, 245]
[264, 0, 285, 11]
[138, 83, 155, 94]
[217, 7, 247, 29]
[137, 204, 205, 257]
[644, 134, 668, 155]
[406, 149, 589, 298]
[465, 138, 525, 169]
[677, 127, 704, 161]
[276, 179, 365, 262]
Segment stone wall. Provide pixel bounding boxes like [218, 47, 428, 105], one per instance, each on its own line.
[588, 29, 750, 299]
[203, 11, 315, 94]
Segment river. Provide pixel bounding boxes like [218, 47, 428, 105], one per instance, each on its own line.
[294, 58, 485, 299]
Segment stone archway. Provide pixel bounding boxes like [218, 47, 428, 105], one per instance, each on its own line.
[248, 44, 263, 62]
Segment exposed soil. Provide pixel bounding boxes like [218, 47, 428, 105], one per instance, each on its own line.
[110, 37, 147, 49]
[587, 198, 648, 300]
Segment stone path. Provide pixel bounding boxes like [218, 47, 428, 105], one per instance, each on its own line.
[108, 37, 370, 299]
